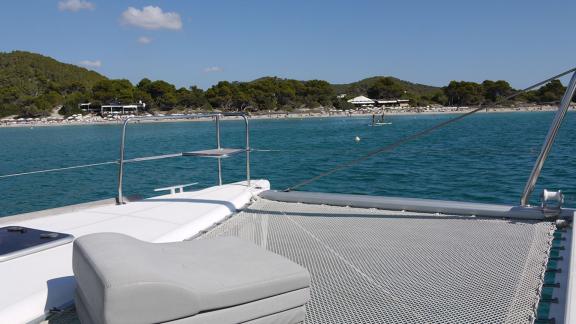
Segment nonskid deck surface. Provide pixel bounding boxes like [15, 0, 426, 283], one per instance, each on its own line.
[199, 198, 555, 323]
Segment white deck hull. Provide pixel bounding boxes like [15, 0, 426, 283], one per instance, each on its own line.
[0, 180, 269, 323]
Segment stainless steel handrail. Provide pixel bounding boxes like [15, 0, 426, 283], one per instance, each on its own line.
[117, 113, 250, 204]
[216, 114, 222, 185]
[520, 71, 576, 206]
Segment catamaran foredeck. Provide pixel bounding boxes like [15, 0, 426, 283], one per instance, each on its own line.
[2, 68, 576, 323]
[42, 190, 573, 323]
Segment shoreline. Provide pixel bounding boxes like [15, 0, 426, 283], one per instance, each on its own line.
[0, 106, 572, 129]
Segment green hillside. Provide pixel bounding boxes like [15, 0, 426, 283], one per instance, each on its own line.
[332, 76, 441, 97]
[330, 76, 445, 106]
[0, 51, 107, 117]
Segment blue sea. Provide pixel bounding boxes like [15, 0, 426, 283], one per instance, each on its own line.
[1, 112, 575, 217]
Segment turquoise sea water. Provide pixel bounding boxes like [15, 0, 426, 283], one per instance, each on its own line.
[1, 112, 575, 217]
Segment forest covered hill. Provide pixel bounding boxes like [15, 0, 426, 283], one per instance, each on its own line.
[0, 51, 106, 117]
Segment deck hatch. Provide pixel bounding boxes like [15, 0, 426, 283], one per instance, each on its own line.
[0, 226, 74, 262]
[200, 198, 555, 323]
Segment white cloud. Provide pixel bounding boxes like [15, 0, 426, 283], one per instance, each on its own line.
[79, 60, 101, 68]
[121, 6, 182, 30]
[58, 0, 94, 12]
[204, 66, 223, 73]
[138, 36, 152, 44]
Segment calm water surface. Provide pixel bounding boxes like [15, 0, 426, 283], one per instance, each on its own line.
[1, 112, 575, 217]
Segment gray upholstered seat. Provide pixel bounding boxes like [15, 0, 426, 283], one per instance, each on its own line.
[72, 233, 310, 324]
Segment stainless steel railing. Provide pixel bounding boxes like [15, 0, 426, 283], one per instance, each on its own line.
[520, 71, 576, 206]
[116, 113, 250, 204]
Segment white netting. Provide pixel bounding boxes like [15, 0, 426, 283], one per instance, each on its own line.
[201, 199, 554, 324]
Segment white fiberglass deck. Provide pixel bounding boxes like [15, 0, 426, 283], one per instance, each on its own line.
[201, 197, 556, 323]
[0, 180, 269, 324]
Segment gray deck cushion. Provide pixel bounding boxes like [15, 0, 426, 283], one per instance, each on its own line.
[76, 286, 309, 324]
[72, 233, 310, 324]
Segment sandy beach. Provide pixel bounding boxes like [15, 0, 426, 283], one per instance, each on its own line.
[0, 105, 571, 128]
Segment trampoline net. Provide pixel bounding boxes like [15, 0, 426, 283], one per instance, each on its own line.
[200, 198, 554, 324]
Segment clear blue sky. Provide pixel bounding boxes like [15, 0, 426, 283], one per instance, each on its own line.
[0, 0, 574, 89]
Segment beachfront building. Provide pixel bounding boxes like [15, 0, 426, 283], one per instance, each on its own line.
[347, 96, 410, 109]
[101, 101, 147, 115]
[375, 99, 410, 109]
[347, 96, 375, 108]
[80, 101, 148, 115]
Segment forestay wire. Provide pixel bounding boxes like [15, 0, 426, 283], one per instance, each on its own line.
[284, 67, 576, 192]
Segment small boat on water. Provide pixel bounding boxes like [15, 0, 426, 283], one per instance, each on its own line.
[1, 69, 576, 323]
[372, 122, 392, 126]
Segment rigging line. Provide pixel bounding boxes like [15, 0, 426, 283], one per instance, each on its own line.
[0, 161, 118, 179]
[0, 152, 184, 179]
[284, 67, 576, 192]
[0, 148, 273, 179]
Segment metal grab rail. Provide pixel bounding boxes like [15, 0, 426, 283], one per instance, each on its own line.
[520, 71, 576, 206]
[117, 113, 250, 204]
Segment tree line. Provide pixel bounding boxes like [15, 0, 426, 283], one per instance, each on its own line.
[59, 77, 337, 116]
[0, 51, 571, 118]
[60, 77, 569, 116]
[441, 79, 567, 106]
[9, 76, 572, 118]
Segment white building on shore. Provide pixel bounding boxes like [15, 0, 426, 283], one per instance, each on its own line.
[347, 96, 410, 109]
[375, 99, 410, 108]
[80, 101, 147, 115]
[347, 96, 375, 107]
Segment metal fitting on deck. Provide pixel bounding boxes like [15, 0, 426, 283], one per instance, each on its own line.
[541, 189, 564, 218]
